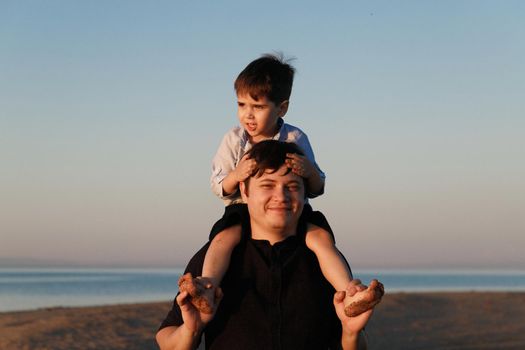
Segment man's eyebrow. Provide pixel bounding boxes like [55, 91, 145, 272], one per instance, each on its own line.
[287, 180, 302, 186]
[259, 179, 276, 184]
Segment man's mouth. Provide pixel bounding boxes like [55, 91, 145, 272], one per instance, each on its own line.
[267, 206, 291, 212]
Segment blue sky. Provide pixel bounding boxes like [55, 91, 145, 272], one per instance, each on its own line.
[1, 0, 524, 269]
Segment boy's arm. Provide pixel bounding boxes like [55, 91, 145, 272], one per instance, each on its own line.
[291, 132, 326, 197]
[211, 129, 243, 199]
[305, 162, 325, 196]
[286, 153, 325, 196]
[220, 154, 256, 196]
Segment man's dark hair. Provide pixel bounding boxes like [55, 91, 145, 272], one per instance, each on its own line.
[234, 52, 295, 105]
[246, 139, 305, 179]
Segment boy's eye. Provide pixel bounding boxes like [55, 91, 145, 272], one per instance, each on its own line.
[238, 102, 245, 107]
[254, 105, 264, 110]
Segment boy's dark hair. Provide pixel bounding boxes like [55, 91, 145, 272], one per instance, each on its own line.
[245, 140, 307, 194]
[234, 53, 295, 105]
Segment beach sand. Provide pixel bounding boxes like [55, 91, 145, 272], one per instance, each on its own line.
[0, 292, 524, 350]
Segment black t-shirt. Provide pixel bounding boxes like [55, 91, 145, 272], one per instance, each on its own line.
[159, 235, 343, 350]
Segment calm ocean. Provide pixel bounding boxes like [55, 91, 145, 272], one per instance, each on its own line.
[1, 268, 525, 312]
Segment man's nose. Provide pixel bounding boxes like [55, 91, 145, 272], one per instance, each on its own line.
[273, 186, 290, 201]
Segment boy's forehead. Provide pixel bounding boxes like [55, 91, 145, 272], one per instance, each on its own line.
[237, 92, 269, 103]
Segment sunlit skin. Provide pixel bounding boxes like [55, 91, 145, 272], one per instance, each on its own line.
[237, 93, 289, 144]
[240, 165, 304, 244]
[157, 163, 376, 350]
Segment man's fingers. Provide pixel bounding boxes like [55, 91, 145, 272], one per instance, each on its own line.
[333, 290, 346, 305]
[215, 287, 224, 302]
[176, 291, 189, 307]
[346, 279, 363, 297]
[368, 279, 378, 290]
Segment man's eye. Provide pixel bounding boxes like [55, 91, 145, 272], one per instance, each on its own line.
[261, 184, 273, 188]
[288, 185, 300, 192]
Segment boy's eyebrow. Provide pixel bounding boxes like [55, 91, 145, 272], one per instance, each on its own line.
[237, 100, 267, 107]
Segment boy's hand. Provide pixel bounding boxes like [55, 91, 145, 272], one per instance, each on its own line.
[286, 153, 315, 178]
[234, 154, 257, 182]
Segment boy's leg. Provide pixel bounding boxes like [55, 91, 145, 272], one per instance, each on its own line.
[305, 223, 353, 291]
[187, 225, 241, 313]
[202, 224, 242, 287]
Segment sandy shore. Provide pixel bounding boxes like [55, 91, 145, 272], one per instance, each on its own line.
[1, 292, 524, 350]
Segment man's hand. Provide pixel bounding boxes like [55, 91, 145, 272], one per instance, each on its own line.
[334, 280, 374, 335]
[177, 286, 223, 334]
[233, 153, 257, 182]
[286, 153, 315, 179]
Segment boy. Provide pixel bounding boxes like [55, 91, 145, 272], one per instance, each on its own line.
[199, 53, 352, 311]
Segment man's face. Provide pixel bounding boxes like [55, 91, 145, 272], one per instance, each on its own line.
[240, 164, 305, 239]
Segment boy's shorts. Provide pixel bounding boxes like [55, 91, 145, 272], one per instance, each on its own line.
[209, 203, 335, 242]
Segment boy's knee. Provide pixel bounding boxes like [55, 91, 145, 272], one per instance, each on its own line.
[305, 224, 335, 248]
[213, 224, 242, 245]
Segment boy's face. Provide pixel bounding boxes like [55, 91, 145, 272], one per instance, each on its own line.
[237, 93, 289, 143]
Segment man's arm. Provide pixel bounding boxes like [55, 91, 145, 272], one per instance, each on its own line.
[156, 289, 222, 350]
[334, 280, 382, 350]
[156, 324, 201, 350]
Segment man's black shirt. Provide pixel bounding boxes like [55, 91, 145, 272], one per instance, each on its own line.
[159, 234, 343, 350]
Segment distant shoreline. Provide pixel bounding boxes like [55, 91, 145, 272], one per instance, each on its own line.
[3, 268, 525, 313]
[1, 292, 525, 350]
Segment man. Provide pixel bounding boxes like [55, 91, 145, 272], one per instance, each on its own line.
[157, 140, 381, 350]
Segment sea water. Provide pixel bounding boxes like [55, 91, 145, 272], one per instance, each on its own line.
[1, 268, 525, 312]
[0, 268, 182, 312]
[354, 269, 525, 293]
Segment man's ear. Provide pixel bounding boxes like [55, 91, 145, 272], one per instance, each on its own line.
[278, 100, 289, 118]
[240, 181, 249, 202]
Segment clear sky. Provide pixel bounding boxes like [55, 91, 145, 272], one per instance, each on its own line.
[1, 0, 524, 269]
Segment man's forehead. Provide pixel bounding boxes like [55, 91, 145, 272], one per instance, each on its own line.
[255, 165, 302, 182]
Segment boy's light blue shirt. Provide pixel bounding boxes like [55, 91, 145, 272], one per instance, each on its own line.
[211, 118, 326, 206]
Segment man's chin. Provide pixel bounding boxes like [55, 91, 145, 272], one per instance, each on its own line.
[266, 216, 293, 231]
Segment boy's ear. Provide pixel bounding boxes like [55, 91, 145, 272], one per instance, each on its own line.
[278, 100, 289, 118]
[240, 181, 249, 201]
